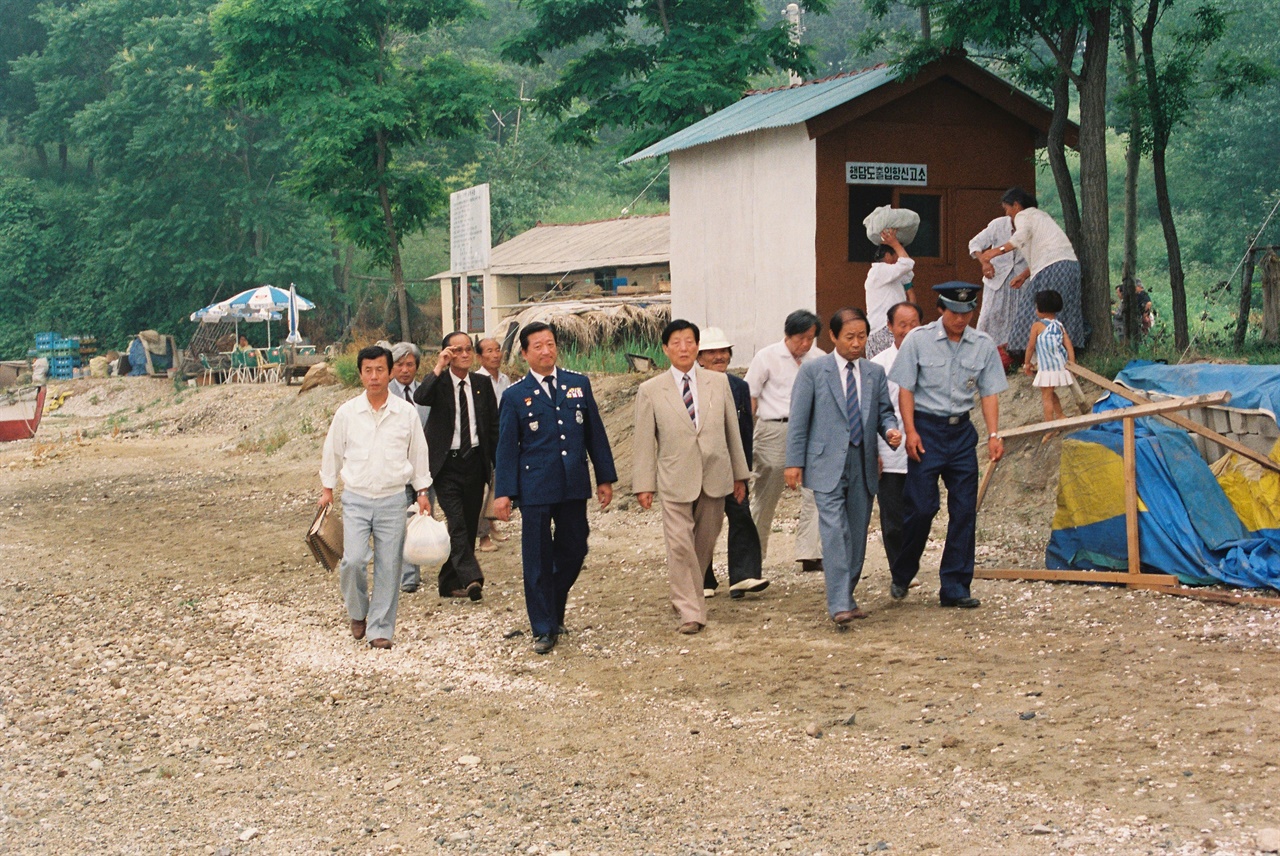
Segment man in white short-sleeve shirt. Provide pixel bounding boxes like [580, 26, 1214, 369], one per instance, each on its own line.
[744, 309, 824, 570]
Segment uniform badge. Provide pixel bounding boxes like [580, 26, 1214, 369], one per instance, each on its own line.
[529, 420, 539, 432]
[524, 397, 533, 406]
[566, 387, 584, 399]
[575, 410, 584, 425]
[966, 377, 978, 391]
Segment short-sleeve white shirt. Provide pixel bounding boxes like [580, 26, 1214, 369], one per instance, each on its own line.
[864, 258, 915, 334]
[869, 344, 907, 474]
[745, 340, 821, 421]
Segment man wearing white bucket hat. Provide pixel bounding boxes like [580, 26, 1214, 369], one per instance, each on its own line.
[696, 326, 769, 599]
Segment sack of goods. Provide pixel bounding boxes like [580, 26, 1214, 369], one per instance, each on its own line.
[863, 205, 921, 246]
[404, 509, 451, 566]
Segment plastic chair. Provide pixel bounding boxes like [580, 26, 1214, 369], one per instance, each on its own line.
[256, 348, 281, 383]
[230, 350, 257, 383]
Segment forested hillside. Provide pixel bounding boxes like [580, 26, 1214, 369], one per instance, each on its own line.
[0, 0, 1276, 356]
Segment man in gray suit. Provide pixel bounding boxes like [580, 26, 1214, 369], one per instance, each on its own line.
[785, 308, 901, 626]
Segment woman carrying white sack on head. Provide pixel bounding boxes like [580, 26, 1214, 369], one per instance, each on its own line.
[863, 228, 916, 359]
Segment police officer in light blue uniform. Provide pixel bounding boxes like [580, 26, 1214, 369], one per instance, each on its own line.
[493, 322, 617, 654]
[887, 283, 1007, 608]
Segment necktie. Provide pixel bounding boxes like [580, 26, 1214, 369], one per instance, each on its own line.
[846, 362, 862, 447]
[544, 375, 556, 398]
[458, 379, 472, 453]
[402, 383, 412, 402]
[682, 374, 696, 423]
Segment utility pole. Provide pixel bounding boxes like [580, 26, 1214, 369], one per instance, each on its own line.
[783, 3, 803, 85]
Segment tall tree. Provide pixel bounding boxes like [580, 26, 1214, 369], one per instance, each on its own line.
[864, 0, 1114, 349]
[501, 0, 830, 154]
[210, 0, 493, 338]
[1130, 1, 1271, 350]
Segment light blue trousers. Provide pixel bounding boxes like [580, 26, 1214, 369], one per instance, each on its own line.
[339, 491, 407, 641]
[813, 446, 872, 617]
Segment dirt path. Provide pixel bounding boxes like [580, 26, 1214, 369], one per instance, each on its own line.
[1, 377, 1278, 855]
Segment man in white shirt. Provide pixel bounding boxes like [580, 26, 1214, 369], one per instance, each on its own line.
[320, 345, 432, 649]
[474, 337, 511, 552]
[864, 228, 916, 358]
[869, 301, 922, 572]
[388, 341, 434, 593]
[744, 309, 824, 571]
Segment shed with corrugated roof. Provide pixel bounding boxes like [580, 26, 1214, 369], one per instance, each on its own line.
[623, 55, 1078, 362]
[430, 215, 670, 334]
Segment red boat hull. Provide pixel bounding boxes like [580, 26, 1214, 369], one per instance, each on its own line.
[0, 385, 46, 442]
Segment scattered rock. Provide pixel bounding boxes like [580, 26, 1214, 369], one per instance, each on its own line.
[1019, 711, 1036, 721]
[238, 828, 260, 842]
[940, 735, 960, 748]
[805, 723, 823, 738]
[1257, 828, 1280, 852]
[1028, 824, 1053, 835]
[458, 755, 481, 766]
[384, 777, 402, 792]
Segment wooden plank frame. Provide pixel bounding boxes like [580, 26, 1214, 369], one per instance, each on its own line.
[975, 385, 1232, 591]
[1066, 362, 1280, 474]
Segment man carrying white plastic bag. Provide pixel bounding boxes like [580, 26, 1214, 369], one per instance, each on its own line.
[319, 345, 433, 650]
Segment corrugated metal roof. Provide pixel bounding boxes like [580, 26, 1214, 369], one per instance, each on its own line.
[622, 65, 897, 164]
[431, 215, 669, 279]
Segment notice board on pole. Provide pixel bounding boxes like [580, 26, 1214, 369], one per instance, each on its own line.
[450, 184, 491, 273]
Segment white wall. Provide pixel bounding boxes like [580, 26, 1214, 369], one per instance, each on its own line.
[669, 125, 818, 366]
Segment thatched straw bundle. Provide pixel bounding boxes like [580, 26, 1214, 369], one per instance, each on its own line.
[494, 298, 670, 356]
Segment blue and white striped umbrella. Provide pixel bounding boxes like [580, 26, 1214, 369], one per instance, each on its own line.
[216, 284, 315, 315]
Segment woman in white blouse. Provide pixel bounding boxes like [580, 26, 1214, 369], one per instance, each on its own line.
[978, 187, 1085, 355]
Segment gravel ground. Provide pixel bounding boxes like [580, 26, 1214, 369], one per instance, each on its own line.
[2, 375, 1279, 855]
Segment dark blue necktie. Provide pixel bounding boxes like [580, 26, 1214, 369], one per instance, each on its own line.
[846, 362, 862, 446]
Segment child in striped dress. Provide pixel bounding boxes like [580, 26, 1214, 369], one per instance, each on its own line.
[1024, 289, 1075, 421]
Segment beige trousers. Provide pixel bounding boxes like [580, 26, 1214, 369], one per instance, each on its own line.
[661, 491, 727, 626]
[750, 419, 822, 562]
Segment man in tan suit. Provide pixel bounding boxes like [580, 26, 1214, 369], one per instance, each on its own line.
[634, 320, 750, 634]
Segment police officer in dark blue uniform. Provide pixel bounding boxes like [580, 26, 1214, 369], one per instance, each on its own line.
[887, 283, 1007, 608]
[493, 322, 617, 654]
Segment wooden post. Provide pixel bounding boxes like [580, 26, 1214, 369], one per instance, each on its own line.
[1124, 416, 1140, 576]
[1235, 241, 1257, 351]
[976, 459, 1000, 512]
[1263, 249, 1280, 344]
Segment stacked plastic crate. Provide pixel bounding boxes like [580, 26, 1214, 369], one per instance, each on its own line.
[31, 332, 81, 379]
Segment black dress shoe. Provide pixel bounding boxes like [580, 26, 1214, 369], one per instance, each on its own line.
[533, 634, 557, 654]
[940, 596, 981, 609]
[730, 590, 745, 600]
[890, 583, 909, 600]
[466, 581, 483, 602]
[799, 559, 823, 572]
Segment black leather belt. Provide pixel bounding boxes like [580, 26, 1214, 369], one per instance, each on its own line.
[762, 417, 789, 422]
[447, 448, 477, 458]
[916, 411, 970, 425]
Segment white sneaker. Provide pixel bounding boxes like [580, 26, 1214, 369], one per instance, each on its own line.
[703, 588, 717, 598]
[729, 578, 770, 594]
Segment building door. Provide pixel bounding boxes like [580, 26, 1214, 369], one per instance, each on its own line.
[467, 277, 484, 332]
[450, 278, 463, 332]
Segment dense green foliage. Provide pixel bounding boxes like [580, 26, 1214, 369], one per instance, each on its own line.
[501, 0, 829, 152]
[0, 0, 1277, 361]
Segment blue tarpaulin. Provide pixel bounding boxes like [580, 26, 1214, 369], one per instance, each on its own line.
[1047, 362, 1280, 588]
